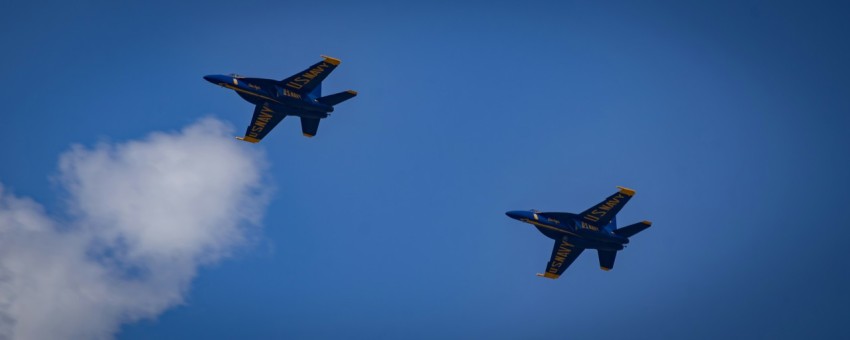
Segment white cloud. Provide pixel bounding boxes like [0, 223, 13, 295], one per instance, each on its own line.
[0, 118, 270, 340]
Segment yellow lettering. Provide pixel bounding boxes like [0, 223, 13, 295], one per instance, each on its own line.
[283, 89, 302, 99]
[598, 203, 613, 211]
[292, 63, 330, 85]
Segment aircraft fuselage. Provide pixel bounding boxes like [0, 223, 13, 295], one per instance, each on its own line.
[505, 210, 628, 251]
[203, 74, 333, 118]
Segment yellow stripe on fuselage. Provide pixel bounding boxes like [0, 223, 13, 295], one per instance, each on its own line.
[223, 84, 282, 104]
[521, 219, 580, 237]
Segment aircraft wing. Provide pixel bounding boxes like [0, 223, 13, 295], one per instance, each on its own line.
[280, 55, 340, 95]
[237, 103, 286, 143]
[578, 186, 635, 228]
[537, 236, 585, 279]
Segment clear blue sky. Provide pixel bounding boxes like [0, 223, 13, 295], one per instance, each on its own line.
[1, 1, 848, 339]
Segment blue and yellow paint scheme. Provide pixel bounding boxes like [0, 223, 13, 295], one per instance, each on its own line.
[204, 55, 357, 143]
[505, 186, 652, 279]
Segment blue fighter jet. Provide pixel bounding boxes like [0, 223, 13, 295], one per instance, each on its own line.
[506, 187, 651, 279]
[204, 56, 357, 143]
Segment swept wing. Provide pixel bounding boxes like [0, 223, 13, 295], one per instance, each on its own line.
[537, 236, 585, 279]
[236, 103, 286, 143]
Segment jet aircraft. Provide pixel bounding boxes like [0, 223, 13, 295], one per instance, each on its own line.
[505, 187, 651, 279]
[204, 56, 357, 143]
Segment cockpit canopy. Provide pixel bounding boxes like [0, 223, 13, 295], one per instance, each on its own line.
[229, 73, 245, 79]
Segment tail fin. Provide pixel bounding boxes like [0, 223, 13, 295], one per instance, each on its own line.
[613, 221, 652, 238]
[316, 90, 357, 106]
[597, 250, 616, 271]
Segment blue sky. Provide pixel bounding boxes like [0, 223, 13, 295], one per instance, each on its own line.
[1, 1, 848, 339]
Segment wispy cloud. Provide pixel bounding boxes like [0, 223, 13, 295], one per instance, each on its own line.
[0, 118, 270, 340]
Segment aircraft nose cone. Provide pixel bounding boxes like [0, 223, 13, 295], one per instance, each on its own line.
[203, 75, 217, 84]
[505, 211, 523, 220]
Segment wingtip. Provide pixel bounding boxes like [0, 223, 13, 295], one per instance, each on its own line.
[346, 90, 358, 95]
[235, 136, 260, 143]
[641, 220, 653, 225]
[321, 55, 341, 65]
[600, 266, 612, 271]
[536, 273, 559, 279]
[303, 133, 315, 138]
[617, 186, 636, 196]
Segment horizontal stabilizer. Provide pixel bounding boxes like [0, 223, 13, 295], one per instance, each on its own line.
[613, 221, 652, 238]
[316, 90, 357, 106]
[300, 117, 321, 138]
[597, 250, 616, 271]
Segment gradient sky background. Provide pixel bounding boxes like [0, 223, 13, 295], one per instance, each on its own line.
[1, 0, 849, 339]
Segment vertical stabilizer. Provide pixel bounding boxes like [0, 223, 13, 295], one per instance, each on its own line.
[612, 221, 652, 238]
[316, 90, 358, 106]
